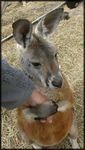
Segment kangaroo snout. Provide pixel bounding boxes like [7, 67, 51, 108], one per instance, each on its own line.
[52, 78, 62, 88]
[46, 72, 63, 88]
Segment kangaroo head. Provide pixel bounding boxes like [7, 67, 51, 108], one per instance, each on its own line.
[12, 8, 64, 88]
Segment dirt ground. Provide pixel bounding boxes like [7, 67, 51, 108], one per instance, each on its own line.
[1, 1, 84, 149]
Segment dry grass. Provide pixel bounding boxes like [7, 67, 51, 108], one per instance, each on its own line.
[1, 1, 83, 149]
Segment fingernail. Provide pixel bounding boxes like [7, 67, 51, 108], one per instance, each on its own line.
[47, 118, 52, 123]
[40, 120, 46, 123]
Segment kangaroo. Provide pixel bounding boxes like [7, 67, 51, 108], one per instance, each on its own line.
[12, 8, 79, 149]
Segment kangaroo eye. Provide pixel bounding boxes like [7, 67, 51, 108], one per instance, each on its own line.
[55, 53, 57, 58]
[55, 52, 58, 58]
[31, 62, 41, 67]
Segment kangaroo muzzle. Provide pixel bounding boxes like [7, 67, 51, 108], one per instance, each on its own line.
[46, 71, 63, 88]
[52, 74, 62, 88]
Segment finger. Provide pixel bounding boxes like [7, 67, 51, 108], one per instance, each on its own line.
[47, 116, 52, 123]
[40, 116, 53, 124]
[40, 120, 47, 123]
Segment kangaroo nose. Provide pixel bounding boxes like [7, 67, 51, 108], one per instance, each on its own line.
[52, 80, 62, 88]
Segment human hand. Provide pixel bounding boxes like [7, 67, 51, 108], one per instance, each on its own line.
[22, 89, 53, 123]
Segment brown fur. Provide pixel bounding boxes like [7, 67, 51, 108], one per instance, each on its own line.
[17, 74, 74, 146]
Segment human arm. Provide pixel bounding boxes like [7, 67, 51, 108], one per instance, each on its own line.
[1, 59, 53, 123]
[1, 59, 35, 109]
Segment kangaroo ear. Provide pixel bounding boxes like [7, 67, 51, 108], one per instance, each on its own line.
[35, 8, 64, 37]
[12, 19, 32, 48]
